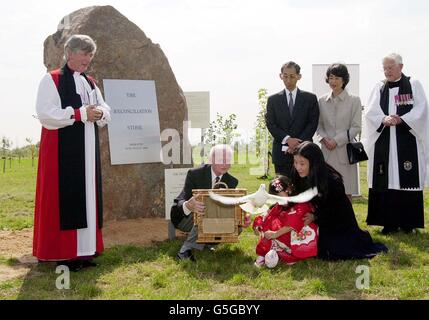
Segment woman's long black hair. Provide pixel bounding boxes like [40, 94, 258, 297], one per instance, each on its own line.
[290, 141, 342, 199]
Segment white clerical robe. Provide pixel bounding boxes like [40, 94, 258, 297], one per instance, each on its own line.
[362, 79, 429, 191]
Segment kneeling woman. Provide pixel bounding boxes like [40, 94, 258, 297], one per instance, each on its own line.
[292, 142, 388, 260]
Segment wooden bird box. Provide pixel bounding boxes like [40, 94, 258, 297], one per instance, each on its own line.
[192, 188, 247, 243]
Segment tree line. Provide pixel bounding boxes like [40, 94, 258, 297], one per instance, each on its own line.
[1, 88, 271, 173]
[203, 88, 272, 178]
[1, 137, 39, 172]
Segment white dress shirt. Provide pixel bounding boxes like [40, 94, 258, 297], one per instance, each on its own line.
[281, 87, 298, 151]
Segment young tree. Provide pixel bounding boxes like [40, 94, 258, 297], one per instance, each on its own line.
[204, 113, 239, 146]
[1, 137, 11, 173]
[254, 88, 273, 179]
[26, 138, 36, 167]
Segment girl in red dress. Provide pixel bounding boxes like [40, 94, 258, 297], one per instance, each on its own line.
[253, 176, 318, 268]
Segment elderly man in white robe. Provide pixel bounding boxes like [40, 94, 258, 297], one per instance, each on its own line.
[363, 53, 429, 234]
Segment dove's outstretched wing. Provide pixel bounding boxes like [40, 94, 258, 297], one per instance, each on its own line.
[266, 194, 289, 205]
[208, 191, 253, 205]
[287, 187, 318, 203]
[266, 187, 319, 205]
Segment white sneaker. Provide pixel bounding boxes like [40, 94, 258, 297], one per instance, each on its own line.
[254, 256, 265, 268]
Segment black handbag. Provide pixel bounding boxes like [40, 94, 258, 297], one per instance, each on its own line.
[346, 130, 368, 164]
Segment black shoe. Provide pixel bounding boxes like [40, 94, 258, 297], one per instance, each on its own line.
[82, 260, 98, 268]
[381, 226, 399, 235]
[204, 244, 217, 252]
[57, 260, 83, 272]
[177, 250, 196, 262]
[401, 227, 414, 234]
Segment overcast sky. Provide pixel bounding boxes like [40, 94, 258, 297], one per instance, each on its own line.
[1, 0, 429, 147]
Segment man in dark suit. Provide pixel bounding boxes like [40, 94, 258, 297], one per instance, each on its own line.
[265, 61, 319, 176]
[171, 144, 238, 261]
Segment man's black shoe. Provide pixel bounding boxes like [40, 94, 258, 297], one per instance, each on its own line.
[57, 260, 83, 272]
[204, 243, 217, 252]
[401, 227, 415, 234]
[381, 226, 399, 235]
[82, 260, 98, 268]
[177, 250, 196, 262]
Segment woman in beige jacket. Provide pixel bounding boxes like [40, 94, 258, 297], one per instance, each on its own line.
[317, 63, 362, 201]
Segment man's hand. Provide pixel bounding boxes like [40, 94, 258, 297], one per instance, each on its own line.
[243, 213, 252, 228]
[383, 115, 401, 126]
[391, 115, 403, 125]
[287, 137, 302, 149]
[185, 196, 205, 215]
[303, 212, 315, 226]
[86, 105, 103, 122]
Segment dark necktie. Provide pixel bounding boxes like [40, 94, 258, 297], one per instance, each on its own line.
[213, 176, 221, 188]
[212, 177, 220, 189]
[288, 92, 294, 115]
[214, 176, 220, 184]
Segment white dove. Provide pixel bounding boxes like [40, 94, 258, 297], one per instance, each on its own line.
[208, 184, 318, 215]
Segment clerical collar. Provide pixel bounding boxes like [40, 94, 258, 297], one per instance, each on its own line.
[388, 77, 402, 88]
[66, 63, 82, 76]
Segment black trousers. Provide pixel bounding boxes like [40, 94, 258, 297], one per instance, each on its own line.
[274, 161, 293, 178]
[367, 188, 424, 229]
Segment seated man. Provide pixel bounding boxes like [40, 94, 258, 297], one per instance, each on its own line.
[170, 144, 238, 261]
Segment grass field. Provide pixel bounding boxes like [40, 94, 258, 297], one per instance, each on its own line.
[0, 155, 428, 300]
[0, 158, 36, 231]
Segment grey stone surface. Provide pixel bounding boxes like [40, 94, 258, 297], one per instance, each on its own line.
[44, 5, 191, 220]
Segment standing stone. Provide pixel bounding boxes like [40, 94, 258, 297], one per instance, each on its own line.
[43, 5, 191, 220]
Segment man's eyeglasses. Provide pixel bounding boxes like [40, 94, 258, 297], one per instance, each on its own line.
[281, 74, 298, 80]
